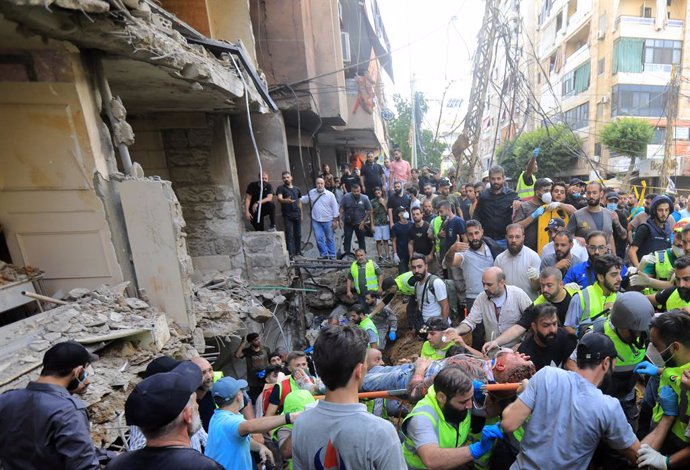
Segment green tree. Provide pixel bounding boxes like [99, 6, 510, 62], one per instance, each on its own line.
[387, 93, 447, 170]
[600, 117, 654, 182]
[496, 124, 584, 181]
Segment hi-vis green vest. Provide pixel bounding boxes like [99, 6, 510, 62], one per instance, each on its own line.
[402, 386, 471, 469]
[351, 260, 378, 294]
[603, 319, 646, 371]
[534, 287, 580, 307]
[666, 288, 690, 311]
[432, 216, 443, 254]
[579, 283, 617, 322]
[364, 397, 388, 418]
[396, 271, 416, 296]
[516, 171, 535, 200]
[654, 249, 675, 281]
[420, 340, 454, 360]
[652, 361, 690, 446]
[358, 316, 379, 346]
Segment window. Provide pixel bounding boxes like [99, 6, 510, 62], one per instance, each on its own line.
[598, 58, 605, 75]
[563, 102, 589, 130]
[644, 39, 682, 66]
[651, 127, 666, 144]
[556, 12, 563, 30]
[447, 98, 463, 108]
[562, 61, 590, 97]
[594, 143, 602, 156]
[611, 84, 668, 117]
[642, 7, 652, 18]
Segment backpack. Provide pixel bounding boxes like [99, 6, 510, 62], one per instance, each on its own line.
[426, 274, 459, 318]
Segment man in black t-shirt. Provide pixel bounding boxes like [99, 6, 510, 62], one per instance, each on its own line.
[408, 207, 433, 260]
[234, 333, 271, 402]
[340, 163, 361, 193]
[276, 171, 303, 257]
[360, 151, 385, 199]
[387, 180, 411, 228]
[106, 363, 223, 470]
[244, 172, 276, 231]
[517, 304, 577, 371]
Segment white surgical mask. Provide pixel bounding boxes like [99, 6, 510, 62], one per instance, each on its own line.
[541, 192, 553, 204]
[403, 212, 410, 220]
[672, 245, 685, 257]
[607, 203, 618, 211]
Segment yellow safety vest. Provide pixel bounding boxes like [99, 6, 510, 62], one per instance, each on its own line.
[396, 271, 417, 296]
[603, 319, 646, 372]
[666, 288, 690, 311]
[358, 316, 379, 346]
[652, 361, 690, 446]
[420, 340, 454, 360]
[516, 171, 535, 200]
[654, 249, 675, 281]
[432, 216, 443, 254]
[533, 287, 580, 306]
[579, 283, 617, 322]
[402, 386, 471, 469]
[350, 260, 378, 294]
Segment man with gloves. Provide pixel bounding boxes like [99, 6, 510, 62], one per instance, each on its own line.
[514, 178, 554, 252]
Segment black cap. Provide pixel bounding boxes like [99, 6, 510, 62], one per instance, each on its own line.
[569, 177, 585, 185]
[576, 332, 617, 364]
[605, 191, 619, 201]
[544, 217, 566, 232]
[144, 356, 182, 378]
[125, 361, 202, 428]
[439, 177, 451, 186]
[425, 316, 448, 332]
[42, 341, 99, 371]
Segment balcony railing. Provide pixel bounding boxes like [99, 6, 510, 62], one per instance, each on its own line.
[615, 16, 684, 29]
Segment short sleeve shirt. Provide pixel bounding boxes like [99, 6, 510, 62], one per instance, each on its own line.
[106, 447, 223, 470]
[415, 276, 448, 321]
[246, 181, 273, 206]
[371, 198, 388, 226]
[276, 185, 301, 216]
[204, 410, 251, 470]
[410, 222, 433, 256]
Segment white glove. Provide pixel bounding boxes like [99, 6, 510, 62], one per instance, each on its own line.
[392, 253, 400, 264]
[636, 444, 667, 470]
[547, 202, 560, 211]
[564, 282, 581, 291]
[627, 267, 638, 276]
[639, 253, 656, 272]
[526, 266, 540, 280]
[630, 273, 651, 288]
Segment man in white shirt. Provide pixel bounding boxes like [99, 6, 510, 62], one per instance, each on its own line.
[451, 267, 532, 347]
[411, 254, 449, 323]
[494, 224, 541, 300]
[300, 178, 340, 259]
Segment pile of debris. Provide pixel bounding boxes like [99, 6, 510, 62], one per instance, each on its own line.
[0, 261, 41, 285]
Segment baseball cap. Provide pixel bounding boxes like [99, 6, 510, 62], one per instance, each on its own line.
[544, 217, 566, 232]
[576, 332, 617, 364]
[42, 341, 99, 371]
[605, 191, 619, 201]
[439, 177, 451, 187]
[569, 177, 585, 185]
[125, 361, 202, 428]
[212, 377, 248, 404]
[425, 316, 448, 332]
[144, 356, 182, 378]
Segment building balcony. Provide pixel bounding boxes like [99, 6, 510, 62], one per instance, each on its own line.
[614, 16, 684, 40]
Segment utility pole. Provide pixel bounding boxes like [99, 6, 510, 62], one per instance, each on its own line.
[410, 74, 418, 168]
[661, 65, 680, 186]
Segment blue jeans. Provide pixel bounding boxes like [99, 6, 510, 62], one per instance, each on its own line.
[362, 364, 414, 392]
[313, 220, 336, 257]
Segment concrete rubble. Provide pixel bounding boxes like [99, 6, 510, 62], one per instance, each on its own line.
[0, 261, 41, 285]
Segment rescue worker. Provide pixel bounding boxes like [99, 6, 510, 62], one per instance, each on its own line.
[349, 303, 379, 349]
[628, 195, 673, 267]
[264, 352, 315, 417]
[382, 272, 419, 333]
[565, 254, 623, 334]
[346, 249, 383, 310]
[515, 148, 538, 200]
[420, 316, 455, 360]
[632, 218, 690, 293]
[647, 256, 690, 311]
[401, 366, 503, 469]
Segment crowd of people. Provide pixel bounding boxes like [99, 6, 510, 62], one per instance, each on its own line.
[6, 148, 690, 470]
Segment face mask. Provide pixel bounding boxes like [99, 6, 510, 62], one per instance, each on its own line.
[67, 368, 88, 392]
[672, 245, 685, 257]
[607, 203, 618, 211]
[541, 192, 553, 204]
[573, 192, 581, 198]
[403, 212, 410, 220]
[659, 342, 677, 366]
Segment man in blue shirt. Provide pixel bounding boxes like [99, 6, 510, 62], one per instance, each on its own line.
[205, 377, 299, 470]
[564, 230, 628, 288]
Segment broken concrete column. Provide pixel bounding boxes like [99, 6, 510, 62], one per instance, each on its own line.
[241, 232, 289, 285]
[119, 178, 195, 330]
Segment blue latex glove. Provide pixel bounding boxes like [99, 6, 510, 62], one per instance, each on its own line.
[659, 385, 679, 416]
[533, 147, 540, 158]
[388, 331, 397, 342]
[472, 380, 485, 403]
[633, 361, 659, 376]
[304, 346, 314, 354]
[531, 206, 545, 219]
[469, 424, 504, 459]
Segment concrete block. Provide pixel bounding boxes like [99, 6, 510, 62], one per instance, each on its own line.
[248, 254, 275, 268]
[166, 148, 210, 167]
[187, 128, 213, 147]
[214, 237, 243, 255]
[169, 166, 212, 184]
[174, 185, 232, 203]
[192, 255, 232, 272]
[186, 238, 215, 256]
[162, 129, 189, 149]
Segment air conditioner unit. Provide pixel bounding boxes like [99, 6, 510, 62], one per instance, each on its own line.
[597, 30, 605, 39]
[341, 32, 351, 63]
[599, 95, 610, 104]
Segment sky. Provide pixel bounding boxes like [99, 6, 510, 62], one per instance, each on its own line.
[377, 0, 484, 106]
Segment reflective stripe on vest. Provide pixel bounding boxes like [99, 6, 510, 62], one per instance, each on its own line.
[655, 249, 674, 281]
[432, 216, 443, 253]
[350, 260, 378, 294]
[516, 171, 535, 200]
[652, 362, 690, 444]
[359, 316, 380, 346]
[420, 340, 454, 360]
[533, 287, 580, 306]
[402, 386, 471, 469]
[213, 371, 224, 383]
[603, 319, 646, 372]
[396, 271, 416, 296]
[579, 283, 617, 323]
[666, 288, 690, 310]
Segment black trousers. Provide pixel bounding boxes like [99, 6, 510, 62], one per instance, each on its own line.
[251, 202, 276, 231]
[343, 223, 366, 254]
[283, 215, 302, 255]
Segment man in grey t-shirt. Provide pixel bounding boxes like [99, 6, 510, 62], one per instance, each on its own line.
[292, 325, 405, 469]
[501, 333, 639, 470]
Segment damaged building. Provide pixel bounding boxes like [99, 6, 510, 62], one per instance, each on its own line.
[0, 0, 394, 450]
